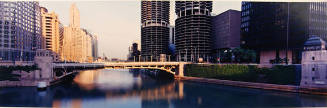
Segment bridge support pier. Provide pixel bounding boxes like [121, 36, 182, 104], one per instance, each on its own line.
[176, 63, 185, 77]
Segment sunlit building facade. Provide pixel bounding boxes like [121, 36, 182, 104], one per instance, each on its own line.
[40, 7, 62, 56]
[0, 1, 42, 61]
[62, 3, 96, 62]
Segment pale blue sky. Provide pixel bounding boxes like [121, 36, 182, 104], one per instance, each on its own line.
[40, 1, 241, 59]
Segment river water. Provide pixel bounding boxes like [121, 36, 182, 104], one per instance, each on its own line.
[0, 69, 327, 108]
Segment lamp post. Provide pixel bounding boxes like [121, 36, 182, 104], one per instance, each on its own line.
[138, 55, 141, 62]
[286, 2, 289, 65]
[168, 55, 171, 62]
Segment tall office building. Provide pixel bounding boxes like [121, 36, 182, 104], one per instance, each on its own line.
[62, 3, 95, 62]
[175, 1, 213, 62]
[212, 9, 240, 50]
[40, 7, 61, 55]
[91, 35, 98, 60]
[212, 9, 241, 60]
[141, 0, 170, 61]
[0, 1, 42, 61]
[241, 2, 327, 64]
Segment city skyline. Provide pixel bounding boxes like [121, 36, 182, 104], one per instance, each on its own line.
[40, 1, 241, 59]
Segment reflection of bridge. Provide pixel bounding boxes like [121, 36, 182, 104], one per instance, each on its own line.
[52, 62, 190, 77]
[104, 81, 184, 100]
[52, 81, 185, 108]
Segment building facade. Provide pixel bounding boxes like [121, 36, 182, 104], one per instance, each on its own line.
[175, 1, 213, 62]
[141, 0, 170, 61]
[127, 42, 140, 61]
[40, 7, 61, 56]
[61, 3, 96, 62]
[0, 1, 42, 61]
[91, 35, 98, 60]
[212, 9, 240, 50]
[301, 36, 327, 88]
[241, 2, 327, 64]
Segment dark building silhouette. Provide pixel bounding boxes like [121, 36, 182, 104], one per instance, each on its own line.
[241, 2, 327, 64]
[141, 0, 170, 61]
[128, 43, 140, 61]
[175, 1, 213, 62]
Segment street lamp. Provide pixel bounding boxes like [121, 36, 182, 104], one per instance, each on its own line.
[168, 55, 171, 62]
[134, 56, 136, 62]
[285, 2, 290, 65]
[138, 55, 141, 62]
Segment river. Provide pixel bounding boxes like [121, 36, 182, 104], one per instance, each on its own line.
[0, 69, 327, 108]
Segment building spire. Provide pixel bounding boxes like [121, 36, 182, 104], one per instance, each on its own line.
[70, 3, 80, 28]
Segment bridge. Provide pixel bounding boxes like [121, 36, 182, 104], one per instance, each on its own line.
[51, 62, 189, 77]
[34, 50, 190, 87]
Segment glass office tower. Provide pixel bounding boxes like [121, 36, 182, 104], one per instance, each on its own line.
[0, 1, 42, 61]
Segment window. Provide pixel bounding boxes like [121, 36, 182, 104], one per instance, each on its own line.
[312, 56, 315, 60]
[312, 68, 315, 71]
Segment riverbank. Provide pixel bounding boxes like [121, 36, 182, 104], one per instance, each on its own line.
[179, 76, 327, 95]
[184, 64, 301, 85]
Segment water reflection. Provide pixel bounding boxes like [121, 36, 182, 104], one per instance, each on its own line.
[74, 69, 142, 91]
[0, 69, 327, 108]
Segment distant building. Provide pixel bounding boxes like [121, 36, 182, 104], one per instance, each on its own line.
[62, 3, 96, 62]
[301, 36, 327, 88]
[141, 0, 170, 61]
[128, 42, 140, 61]
[0, 1, 42, 61]
[175, 1, 213, 62]
[91, 35, 98, 60]
[40, 7, 62, 56]
[241, 2, 327, 64]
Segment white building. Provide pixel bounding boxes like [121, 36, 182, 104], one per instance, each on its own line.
[301, 36, 327, 88]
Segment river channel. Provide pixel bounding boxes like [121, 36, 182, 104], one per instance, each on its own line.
[0, 69, 327, 108]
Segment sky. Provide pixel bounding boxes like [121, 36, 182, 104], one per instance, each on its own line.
[39, 1, 241, 60]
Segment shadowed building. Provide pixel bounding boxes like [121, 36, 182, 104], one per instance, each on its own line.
[175, 1, 213, 62]
[241, 2, 327, 64]
[212, 9, 241, 61]
[141, 0, 170, 61]
[0, 1, 42, 61]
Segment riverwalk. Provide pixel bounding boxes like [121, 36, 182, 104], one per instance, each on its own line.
[179, 76, 327, 95]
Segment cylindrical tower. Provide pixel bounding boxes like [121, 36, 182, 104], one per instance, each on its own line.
[141, 0, 170, 61]
[175, 1, 212, 62]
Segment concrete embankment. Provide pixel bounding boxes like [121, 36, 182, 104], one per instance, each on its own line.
[179, 76, 327, 95]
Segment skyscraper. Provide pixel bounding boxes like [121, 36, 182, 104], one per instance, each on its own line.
[91, 35, 98, 60]
[62, 3, 95, 62]
[212, 9, 241, 61]
[241, 2, 327, 64]
[40, 7, 61, 55]
[212, 9, 240, 50]
[175, 1, 213, 62]
[141, 0, 170, 61]
[70, 3, 80, 28]
[0, 1, 42, 61]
